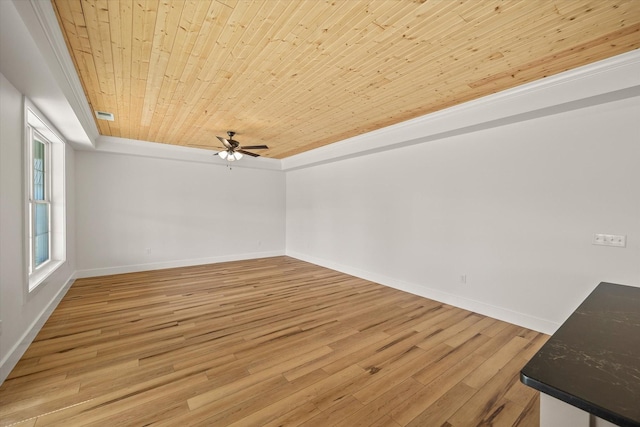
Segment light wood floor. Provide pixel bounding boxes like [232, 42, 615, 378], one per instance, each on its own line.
[0, 256, 547, 426]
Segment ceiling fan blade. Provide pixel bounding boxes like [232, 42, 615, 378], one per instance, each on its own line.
[240, 145, 269, 150]
[216, 136, 232, 148]
[237, 149, 260, 157]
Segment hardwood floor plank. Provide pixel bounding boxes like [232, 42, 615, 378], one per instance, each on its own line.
[0, 256, 545, 426]
[282, 330, 389, 382]
[336, 377, 424, 427]
[405, 381, 477, 427]
[299, 395, 364, 427]
[447, 356, 530, 425]
[413, 334, 490, 386]
[0, 382, 80, 420]
[504, 374, 539, 408]
[390, 352, 487, 425]
[512, 393, 541, 427]
[312, 347, 426, 412]
[153, 369, 328, 427]
[463, 336, 530, 389]
[226, 364, 365, 426]
[44, 373, 210, 427]
[475, 323, 528, 358]
[352, 344, 450, 405]
[476, 397, 527, 427]
[262, 400, 322, 427]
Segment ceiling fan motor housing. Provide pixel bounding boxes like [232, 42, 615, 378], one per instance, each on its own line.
[227, 131, 239, 148]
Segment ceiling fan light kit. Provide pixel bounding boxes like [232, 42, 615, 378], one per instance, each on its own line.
[219, 150, 243, 161]
[214, 131, 268, 162]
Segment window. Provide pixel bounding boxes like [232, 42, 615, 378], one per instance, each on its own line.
[29, 131, 51, 270]
[25, 100, 66, 291]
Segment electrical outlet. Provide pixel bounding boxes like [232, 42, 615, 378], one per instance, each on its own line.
[593, 234, 626, 248]
[145, 248, 151, 255]
[460, 274, 467, 284]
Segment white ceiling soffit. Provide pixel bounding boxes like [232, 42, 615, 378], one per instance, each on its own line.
[281, 50, 640, 171]
[2, 0, 96, 149]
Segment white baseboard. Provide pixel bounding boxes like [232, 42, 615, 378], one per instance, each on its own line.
[0, 272, 76, 384]
[287, 250, 559, 335]
[75, 250, 286, 278]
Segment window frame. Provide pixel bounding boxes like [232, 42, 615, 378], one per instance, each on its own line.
[24, 99, 66, 292]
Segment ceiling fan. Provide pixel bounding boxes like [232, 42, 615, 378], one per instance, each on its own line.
[214, 131, 269, 162]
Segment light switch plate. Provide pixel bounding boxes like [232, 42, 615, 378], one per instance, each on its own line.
[593, 234, 626, 247]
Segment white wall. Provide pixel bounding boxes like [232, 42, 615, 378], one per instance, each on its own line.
[286, 94, 640, 334]
[0, 72, 77, 381]
[75, 150, 285, 276]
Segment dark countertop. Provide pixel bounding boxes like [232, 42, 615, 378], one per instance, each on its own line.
[521, 282, 640, 427]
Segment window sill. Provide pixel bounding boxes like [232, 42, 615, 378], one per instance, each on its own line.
[29, 259, 65, 292]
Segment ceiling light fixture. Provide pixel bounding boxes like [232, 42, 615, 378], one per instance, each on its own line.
[218, 150, 243, 161]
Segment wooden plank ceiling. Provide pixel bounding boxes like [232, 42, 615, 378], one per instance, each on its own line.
[52, 0, 640, 159]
